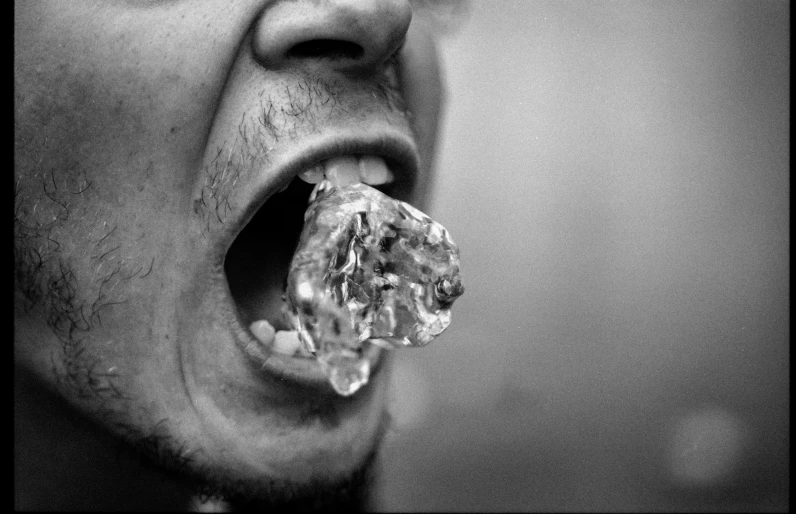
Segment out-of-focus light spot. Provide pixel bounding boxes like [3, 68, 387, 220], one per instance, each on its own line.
[667, 407, 745, 487]
[390, 359, 431, 429]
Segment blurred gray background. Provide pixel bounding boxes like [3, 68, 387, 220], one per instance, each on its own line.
[374, 1, 789, 511]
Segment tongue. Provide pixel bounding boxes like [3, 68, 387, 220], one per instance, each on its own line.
[283, 179, 464, 396]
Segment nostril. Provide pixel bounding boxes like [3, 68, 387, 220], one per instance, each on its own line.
[287, 39, 364, 60]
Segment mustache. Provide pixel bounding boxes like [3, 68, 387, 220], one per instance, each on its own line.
[194, 68, 409, 231]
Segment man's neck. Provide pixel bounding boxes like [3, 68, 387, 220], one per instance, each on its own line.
[14, 368, 197, 511]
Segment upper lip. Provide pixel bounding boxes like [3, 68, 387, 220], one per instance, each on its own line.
[222, 129, 421, 250]
[219, 130, 421, 393]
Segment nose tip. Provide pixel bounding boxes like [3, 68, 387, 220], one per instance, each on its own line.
[252, 0, 412, 74]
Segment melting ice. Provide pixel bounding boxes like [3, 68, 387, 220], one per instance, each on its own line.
[283, 179, 464, 396]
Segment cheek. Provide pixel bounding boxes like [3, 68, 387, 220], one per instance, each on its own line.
[14, 21, 213, 420]
[15, 35, 210, 221]
[15, 60, 199, 286]
[14, 187, 188, 414]
[14, 76, 188, 379]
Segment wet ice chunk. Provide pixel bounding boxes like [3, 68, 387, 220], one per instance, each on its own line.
[284, 180, 464, 395]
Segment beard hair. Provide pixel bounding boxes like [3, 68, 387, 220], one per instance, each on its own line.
[128, 408, 394, 513]
[200, 446, 382, 512]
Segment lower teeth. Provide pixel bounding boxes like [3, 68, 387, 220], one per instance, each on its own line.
[272, 329, 304, 356]
[280, 178, 464, 397]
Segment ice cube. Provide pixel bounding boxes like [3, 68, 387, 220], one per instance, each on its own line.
[284, 180, 464, 395]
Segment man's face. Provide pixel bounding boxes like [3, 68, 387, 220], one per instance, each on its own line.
[14, 0, 443, 502]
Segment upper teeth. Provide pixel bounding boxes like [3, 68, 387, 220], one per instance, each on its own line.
[298, 155, 394, 186]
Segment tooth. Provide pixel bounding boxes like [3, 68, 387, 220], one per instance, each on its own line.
[298, 164, 325, 184]
[273, 330, 304, 356]
[323, 156, 360, 186]
[251, 321, 311, 357]
[250, 319, 275, 346]
[358, 156, 393, 186]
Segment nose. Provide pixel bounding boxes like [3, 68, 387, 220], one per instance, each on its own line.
[252, 0, 412, 75]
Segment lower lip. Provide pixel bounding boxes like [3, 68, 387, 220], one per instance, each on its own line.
[217, 273, 385, 394]
[254, 342, 384, 393]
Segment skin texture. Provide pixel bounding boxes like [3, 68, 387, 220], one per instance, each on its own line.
[14, 0, 444, 510]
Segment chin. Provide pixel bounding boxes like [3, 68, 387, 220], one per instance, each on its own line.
[154, 374, 394, 509]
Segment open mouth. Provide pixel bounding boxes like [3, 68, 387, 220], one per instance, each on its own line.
[223, 154, 405, 391]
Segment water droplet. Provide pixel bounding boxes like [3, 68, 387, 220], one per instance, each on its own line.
[319, 351, 371, 396]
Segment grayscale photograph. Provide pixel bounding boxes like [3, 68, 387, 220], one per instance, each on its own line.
[15, 0, 788, 511]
